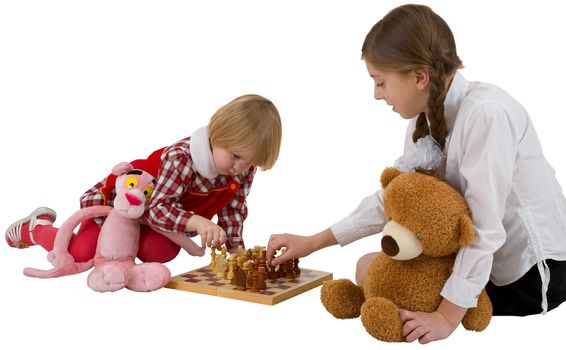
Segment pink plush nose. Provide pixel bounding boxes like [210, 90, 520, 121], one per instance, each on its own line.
[125, 193, 143, 206]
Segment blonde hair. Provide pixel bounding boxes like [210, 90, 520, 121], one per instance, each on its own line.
[208, 94, 282, 171]
[361, 4, 463, 150]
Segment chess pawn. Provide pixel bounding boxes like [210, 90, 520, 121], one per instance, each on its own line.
[243, 260, 253, 288]
[253, 245, 262, 259]
[267, 264, 279, 281]
[234, 268, 247, 291]
[285, 259, 296, 278]
[292, 258, 301, 276]
[245, 248, 253, 261]
[257, 266, 267, 290]
[227, 254, 237, 280]
[249, 270, 260, 292]
[214, 255, 228, 278]
[237, 255, 246, 269]
[209, 247, 217, 269]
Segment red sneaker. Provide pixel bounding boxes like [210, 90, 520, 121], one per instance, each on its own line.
[5, 207, 57, 248]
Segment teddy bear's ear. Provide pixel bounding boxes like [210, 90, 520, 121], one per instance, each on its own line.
[380, 167, 402, 189]
[458, 214, 475, 246]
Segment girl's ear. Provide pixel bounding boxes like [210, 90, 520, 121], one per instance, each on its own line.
[414, 68, 430, 91]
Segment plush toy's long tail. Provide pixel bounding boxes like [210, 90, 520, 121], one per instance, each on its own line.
[23, 260, 94, 278]
[23, 206, 112, 279]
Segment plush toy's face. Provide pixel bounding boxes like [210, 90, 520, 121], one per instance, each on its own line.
[113, 170, 156, 219]
[380, 167, 474, 259]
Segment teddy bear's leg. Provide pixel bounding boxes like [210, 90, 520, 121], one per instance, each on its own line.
[320, 279, 365, 319]
[462, 289, 493, 331]
[360, 297, 404, 342]
[87, 260, 133, 292]
[126, 263, 171, 292]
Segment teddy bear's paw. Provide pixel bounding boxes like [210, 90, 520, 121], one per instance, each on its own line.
[462, 289, 492, 332]
[320, 279, 365, 319]
[87, 264, 128, 292]
[127, 263, 172, 292]
[361, 297, 404, 342]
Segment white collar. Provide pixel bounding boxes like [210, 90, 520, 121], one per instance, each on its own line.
[189, 126, 219, 179]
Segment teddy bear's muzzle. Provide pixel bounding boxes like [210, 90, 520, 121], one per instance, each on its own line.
[381, 221, 423, 260]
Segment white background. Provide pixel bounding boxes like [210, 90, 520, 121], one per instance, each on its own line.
[1, 0, 565, 348]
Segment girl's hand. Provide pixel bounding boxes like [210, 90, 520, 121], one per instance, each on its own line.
[266, 233, 313, 266]
[186, 215, 227, 249]
[399, 309, 457, 344]
[399, 298, 466, 344]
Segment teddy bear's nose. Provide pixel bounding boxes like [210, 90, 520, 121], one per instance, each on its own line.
[381, 235, 399, 257]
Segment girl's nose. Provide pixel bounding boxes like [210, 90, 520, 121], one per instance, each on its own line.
[374, 88, 384, 100]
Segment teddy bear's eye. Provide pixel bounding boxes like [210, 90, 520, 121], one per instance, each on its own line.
[125, 177, 138, 189]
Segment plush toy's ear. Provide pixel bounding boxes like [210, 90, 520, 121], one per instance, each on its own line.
[112, 162, 134, 176]
[380, 167, 402, 189]
[458, 214, 475, 246]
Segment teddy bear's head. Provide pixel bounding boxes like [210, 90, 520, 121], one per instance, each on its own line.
[380, 167, 474, 260]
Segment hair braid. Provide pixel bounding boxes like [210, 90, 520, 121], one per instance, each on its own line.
[412, 112, 429, 144]
[425, 60, 449, 150]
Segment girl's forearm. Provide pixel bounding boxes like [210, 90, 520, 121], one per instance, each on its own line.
[310, 228, 338, 253]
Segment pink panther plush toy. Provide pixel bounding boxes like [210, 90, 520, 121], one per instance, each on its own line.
[23, 162, 171, 292]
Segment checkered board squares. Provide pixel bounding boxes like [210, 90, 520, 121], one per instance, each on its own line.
[165, 266, 333, 305]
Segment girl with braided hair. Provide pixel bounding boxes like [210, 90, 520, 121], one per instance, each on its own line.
[267, 4, 566, 343]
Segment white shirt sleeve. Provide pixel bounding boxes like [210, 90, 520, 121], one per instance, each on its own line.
[441, 103, 514, 307]
[330, 190, 387, 246]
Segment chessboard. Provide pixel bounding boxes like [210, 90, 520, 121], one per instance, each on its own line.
[166, 266, 333, 305]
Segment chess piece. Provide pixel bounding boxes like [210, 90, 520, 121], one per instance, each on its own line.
[209, 247, 217, 269]
[236, 244, 246, 257]
[249, 270, 260, 292]
[227, 254, 237, 280]
[214, 255, 228, 278]
[267, 264, 279, 280]
[243, 260, 253, 288]
[292, 258, 301, 277]
[257, 266, 267, 291]
[234, 268, 247, 291]
[284, 259, 295, 278]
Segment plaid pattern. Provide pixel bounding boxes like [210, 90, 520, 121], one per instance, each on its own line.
[79, 137, 255, 247]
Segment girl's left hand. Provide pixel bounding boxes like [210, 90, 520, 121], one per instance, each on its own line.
[399, 309, 459, 344]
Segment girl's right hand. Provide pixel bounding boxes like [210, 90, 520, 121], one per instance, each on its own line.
[267, 228, 338, 267]
[186, 214, 227, 249]
[266, 233, 314, 266]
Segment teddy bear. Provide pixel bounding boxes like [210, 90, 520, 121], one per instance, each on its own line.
[23, 162, 171, 293]
[320, 167, 492, 342]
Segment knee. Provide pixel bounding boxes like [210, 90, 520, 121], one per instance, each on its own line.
[137, 229, 181, 263]
[355, 252, 378, 286]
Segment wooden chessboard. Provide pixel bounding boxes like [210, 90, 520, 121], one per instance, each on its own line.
[165, 266, 333, 305]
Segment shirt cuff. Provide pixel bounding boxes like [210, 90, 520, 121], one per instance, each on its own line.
[441, 272, 484, 308]
[331, 216, 358, 246]
[173, 211, 193, 234]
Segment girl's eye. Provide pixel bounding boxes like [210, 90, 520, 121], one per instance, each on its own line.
[375, 82, 384, 88]
[232, 153, 241, 160]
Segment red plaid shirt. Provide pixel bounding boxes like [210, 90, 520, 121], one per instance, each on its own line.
[80, 137, 255, 247]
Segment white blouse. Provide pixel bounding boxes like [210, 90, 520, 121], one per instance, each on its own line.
[331, 72, 566, 311]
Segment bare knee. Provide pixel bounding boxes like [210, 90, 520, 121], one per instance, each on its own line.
[355, 252, 379, 285]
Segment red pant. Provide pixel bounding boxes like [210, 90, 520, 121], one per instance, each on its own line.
[33, 219, 181, 263]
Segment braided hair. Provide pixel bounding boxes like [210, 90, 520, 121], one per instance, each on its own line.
[361, 4, 463, 150]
